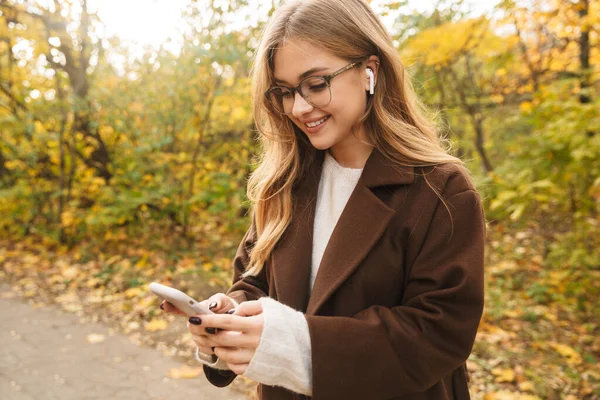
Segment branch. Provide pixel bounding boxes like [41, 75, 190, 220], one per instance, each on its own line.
[0, 82, 27, 112]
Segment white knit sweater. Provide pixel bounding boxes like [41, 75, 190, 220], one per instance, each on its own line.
[197, 151, 363, 396]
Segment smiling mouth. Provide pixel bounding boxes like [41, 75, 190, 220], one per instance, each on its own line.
[305, 116, 330, 128]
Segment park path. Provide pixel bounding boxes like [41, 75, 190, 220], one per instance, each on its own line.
[0, 284, 248, 400]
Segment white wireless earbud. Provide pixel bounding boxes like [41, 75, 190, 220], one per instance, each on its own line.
[366, 68, 375, 95]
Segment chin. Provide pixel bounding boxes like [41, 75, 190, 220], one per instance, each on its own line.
[307, 137, 335, 151]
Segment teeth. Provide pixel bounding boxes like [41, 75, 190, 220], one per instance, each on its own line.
[306, 116, 328, 128]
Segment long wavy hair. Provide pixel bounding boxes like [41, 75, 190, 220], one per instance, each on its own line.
[243, 0, 460, 276]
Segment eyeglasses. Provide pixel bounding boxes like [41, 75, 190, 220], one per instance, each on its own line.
[265, 61, 362, 115]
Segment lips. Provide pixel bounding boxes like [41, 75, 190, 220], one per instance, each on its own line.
[303, 115, 330, 128]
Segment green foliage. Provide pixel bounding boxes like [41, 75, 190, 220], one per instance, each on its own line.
[0, 0, 598, 271]
[486, 80, 600, 268]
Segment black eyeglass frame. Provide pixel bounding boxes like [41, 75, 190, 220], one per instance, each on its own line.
[265, 61, 363, 115]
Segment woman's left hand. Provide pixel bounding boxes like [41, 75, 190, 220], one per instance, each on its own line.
[188, 300, 264, 375]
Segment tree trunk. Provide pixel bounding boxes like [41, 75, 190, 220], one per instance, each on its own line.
[182, 77, 222, 238]
[445, 64, 494, 173]
[56, 74, 68, 243]
[434, 69, 464, 159]
[473, 116, 494, 174]
[578, 0, 591, 104]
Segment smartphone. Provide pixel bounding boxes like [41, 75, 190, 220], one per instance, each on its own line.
[148, 282, 213, 316]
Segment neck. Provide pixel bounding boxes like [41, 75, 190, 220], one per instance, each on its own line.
[328, 131, 374, 169]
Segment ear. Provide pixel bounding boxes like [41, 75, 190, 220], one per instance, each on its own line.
[364, 55, 380, 92]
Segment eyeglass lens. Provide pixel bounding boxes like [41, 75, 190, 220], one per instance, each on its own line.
[269, 76, 332, 114]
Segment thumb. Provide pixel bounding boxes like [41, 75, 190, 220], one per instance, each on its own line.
[201, 293, 235, 314]
[232, 300, 263, 317]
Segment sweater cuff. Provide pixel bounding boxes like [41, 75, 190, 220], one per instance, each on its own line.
[229, 296, 239, 308]
[243, 297, 312, 396]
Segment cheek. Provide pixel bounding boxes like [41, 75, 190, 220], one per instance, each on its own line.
[328, 85, 367, 122]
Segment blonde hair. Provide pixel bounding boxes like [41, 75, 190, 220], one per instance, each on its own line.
[244, 0, 460, 276]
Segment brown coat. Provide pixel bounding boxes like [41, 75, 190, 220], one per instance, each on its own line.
[203, 147, 486, 400]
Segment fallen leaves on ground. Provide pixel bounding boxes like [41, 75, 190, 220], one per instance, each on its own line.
[86, 333, 106, 344]
[168, 365, 204, 379]
[145, 318, 168, 332]
[0, 236, 255, 397]
[1, 227, 598, 399]
[468, 225, 600, 399]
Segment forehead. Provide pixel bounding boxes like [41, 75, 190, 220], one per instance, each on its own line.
[272, 39, 343, 83]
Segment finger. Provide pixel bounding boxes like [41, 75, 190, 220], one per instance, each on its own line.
[161, 301, 187, 316]
[191, 334, 216, 348]
[214, 347, 255, 365]
[188, 319, 214, 337]
[233, 300, 263, 317]
[197, 345, 214, 355]
[209, 330, 259, 349]
[200, 313, 260, 332]
[207, 293, 236, 314]
[226, 362, 248, 375]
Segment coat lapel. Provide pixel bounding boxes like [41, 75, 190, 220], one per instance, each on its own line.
[272, 147, 414, 315]
[270, 150, 325, 313]
[306, 147, 414, 315]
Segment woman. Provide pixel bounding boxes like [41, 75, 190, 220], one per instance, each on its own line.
[161, 0, 485, 399]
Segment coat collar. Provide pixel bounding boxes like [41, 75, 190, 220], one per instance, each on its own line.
[271, 147, 414, 315]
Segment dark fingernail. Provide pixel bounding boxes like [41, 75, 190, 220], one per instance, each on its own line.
[226, 309, 235, 315]
[205, 327, 216, 334]
[208, 302, 217, 310]
[160, 303, 165, 310]
[189, 316, 202, 325]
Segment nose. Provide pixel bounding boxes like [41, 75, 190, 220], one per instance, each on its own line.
[291, 91, 314, 119]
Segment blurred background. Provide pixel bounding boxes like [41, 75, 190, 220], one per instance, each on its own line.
[0, 0, 598, 399]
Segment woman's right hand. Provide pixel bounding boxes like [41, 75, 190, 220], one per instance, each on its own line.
[160, 293, 237, 356]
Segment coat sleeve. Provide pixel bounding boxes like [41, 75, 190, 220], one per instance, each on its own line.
[203, 216, 270, 387]
[305, 188, 486, 399]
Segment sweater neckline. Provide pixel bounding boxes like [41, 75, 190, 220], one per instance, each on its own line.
[322, 151, 363, 184]
[324, 151, 364, 172]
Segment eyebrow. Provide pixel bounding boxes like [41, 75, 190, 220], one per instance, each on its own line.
[274, 67, 330, 85]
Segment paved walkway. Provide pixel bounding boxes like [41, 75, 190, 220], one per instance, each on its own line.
[0, 285, 247, 400]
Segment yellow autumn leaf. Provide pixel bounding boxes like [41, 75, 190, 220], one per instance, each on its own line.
[135, 254, 148, 269]
[402, 18, 490, 66]
[502, 309, 522, 318]
[85, 277, 102, 288]
[518, 381, 535, 392]
[491, 94, 505, 104]
[34, 120, 45, 134]
[492, 367, 516, 383]
[168, 365, 203, 379]
[5, 160, 25, 171]
[484, 392, 540, 400]
[137, 296, 156, 309]
[124, 287, 145, 298]
[549, 342, 582, 365]
[86, 333, 106, 344]
[231, 107, 247, 121]
[520, 101, 533, 113]
[60, 211, 75, 228]
[145, 318, 168, 332]
[61, 266, 79, 280]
